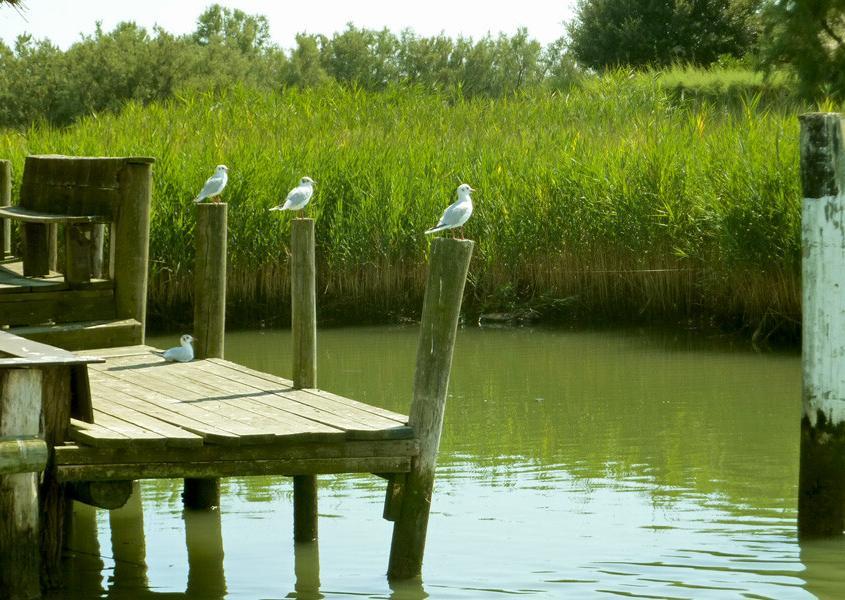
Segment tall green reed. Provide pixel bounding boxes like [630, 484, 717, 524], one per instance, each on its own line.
[0, 74, 808, 334]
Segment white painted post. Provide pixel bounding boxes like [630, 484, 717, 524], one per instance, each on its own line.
[798, 112, 845, 537]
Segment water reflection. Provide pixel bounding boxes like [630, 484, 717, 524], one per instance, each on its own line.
[53, 326, 845, 598]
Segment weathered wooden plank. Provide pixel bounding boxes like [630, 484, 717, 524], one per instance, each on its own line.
[67, 419, 131, 448]
[0, 261, 112, 294]
[79, 344, 153, 358]
[91, 362, 294, 442]
[54, 439, 420, 465]
[91, 409, 168, 444]
[0, 330, 104, 364]
[10, 318, 143, 351]
[86, 372, 247, 444]
[91, 354, 349, 437]
[93, 395, 203, 447]
[57, 456, 413, 482]
[210, 359, 408, 424]
[192, 360, 404, 429]
[0, 437, 48, 475]
[166, 361, 387, 433]
[0, 288, 115, 327]
[0, 206, 110, 224]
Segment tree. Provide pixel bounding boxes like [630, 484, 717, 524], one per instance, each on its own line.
[758, 0, 845, 99]
[567, 0, 759, 69]
[194, 4, 270, 54]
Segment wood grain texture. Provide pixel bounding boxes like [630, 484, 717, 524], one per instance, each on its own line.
[1, 159, 10, 259]
[798, 112, 845, 537]
[193, 203, 227, 360]
[388, 237, 473, 580]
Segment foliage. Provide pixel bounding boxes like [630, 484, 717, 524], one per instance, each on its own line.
[0, 8, 578, 128]
[566, 0, 760, 69]
[758, 0, 845, 100]
[0, 78, 811, 330]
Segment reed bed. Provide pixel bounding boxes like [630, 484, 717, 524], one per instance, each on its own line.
[0, 73, 810, 335]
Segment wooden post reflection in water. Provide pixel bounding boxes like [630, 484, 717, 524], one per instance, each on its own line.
[184, 506, 227, 599]
[65, 501, 105, 598]
[293, 541, 322, 599]
[108, 481, 148, 590]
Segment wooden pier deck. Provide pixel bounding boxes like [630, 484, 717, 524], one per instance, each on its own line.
[56, 345, 417, 483]
[0, 155, 475, 595]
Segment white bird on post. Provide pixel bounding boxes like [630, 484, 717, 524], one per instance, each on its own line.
[194, 165, 228, 203]
[154, 334, 196, 362]
[425, 183, 475, 239]
[270, 176, 316, 217]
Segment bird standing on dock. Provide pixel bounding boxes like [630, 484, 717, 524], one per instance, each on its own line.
[425, 183, 475, 238]
[270, 176, 316, 217]
[194, 165, 228, 203]
[154, 334, 196, 362]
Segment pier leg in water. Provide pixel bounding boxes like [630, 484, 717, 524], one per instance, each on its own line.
[294, 541, 321, 597]
[109, 481, 149, 589]
[291, 218, 319, 542]
[388, 238, 474, 580]
[798, 112, 845, 537]
[64, 501, 105, 597]
[185, 503, 227, 598]
[185, 202, 228, 510]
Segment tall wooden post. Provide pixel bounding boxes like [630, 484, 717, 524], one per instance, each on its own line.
[798, 112, 845, 537]
[113, 158, 154, 344]
[388, 238, 473, 580]
[291, 218, 318, 542]
[184, 202, 227, 510]
[0, 369, 44, 600]
[1, 159, 11, 260]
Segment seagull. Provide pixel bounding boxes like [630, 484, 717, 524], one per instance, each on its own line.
[424, 183, 475, 238]
[194, 165, 228, 203]
[270, 176, 316, 216]
[153, 334, 195, 363]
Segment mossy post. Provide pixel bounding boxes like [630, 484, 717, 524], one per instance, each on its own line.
[1, 159, 10, 259]
[798, 112, 845, 537]
[291, 218, 318, 542]
[388, 237, 473, 580]
[184, 202, 227, 510]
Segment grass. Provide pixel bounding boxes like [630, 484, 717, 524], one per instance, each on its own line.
[0, 70, 822, 337]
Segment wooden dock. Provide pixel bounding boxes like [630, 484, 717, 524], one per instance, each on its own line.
[0, 154, 474, 598]
[57, 345, 418, 482]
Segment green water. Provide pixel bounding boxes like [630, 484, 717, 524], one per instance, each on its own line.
[57, 326, 845, 599]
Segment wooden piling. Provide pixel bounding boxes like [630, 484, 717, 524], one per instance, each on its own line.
[798, 112, 845, 537]
[0, 369, 44, 600]
[1, 159, 10, 259]
[184, 202, 227, 510]
[113, 158, 154, 343]
[291, 218, 318, 542]
[388, 237, 473, 580]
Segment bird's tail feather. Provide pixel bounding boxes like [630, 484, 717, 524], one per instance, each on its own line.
[425, 224, 450, 234]
[269, 206, 283, 212]
[152, 350, 165, 357]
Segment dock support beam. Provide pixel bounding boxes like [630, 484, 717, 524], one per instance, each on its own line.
[291, 218, 319, 542]
[1, 159, 10, 259]
[0, 369, 44, 600]
[184, 202, 228, 510]
[388, 238, 473, 580]
[798, 113, 845, 537]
